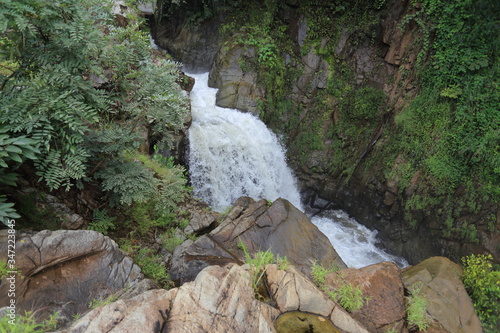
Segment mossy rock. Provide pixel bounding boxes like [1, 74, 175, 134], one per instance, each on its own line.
[275, 311, 341, 333]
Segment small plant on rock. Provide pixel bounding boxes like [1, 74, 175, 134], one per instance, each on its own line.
[239, 239, 274, 299]
[329, 282, 365, 312]
[311, 261, 339, 289]
[0, 310, 59, 332]
[276, 255, 290, 271]
[406, 282, 431, 331]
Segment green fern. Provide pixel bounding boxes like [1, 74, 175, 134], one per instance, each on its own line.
[96, 158, 158, 206]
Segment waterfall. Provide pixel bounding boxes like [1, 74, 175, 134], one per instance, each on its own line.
[187, 73, 302, 212]
[187, 72, 407, 268]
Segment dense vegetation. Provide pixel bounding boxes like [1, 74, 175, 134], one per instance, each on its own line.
[0, 0, 191, 224]
[0, 0, 193, 291]
[158, 1, 499, 329]
[172, 0, 499, 244]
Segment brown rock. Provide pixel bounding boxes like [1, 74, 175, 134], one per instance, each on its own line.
[402, 257, 483, 333]
[0, 230, 142, 324]
[325, 262, 406, 332]
[170, 197, 346, 283]
[165, 264, 279, 332]
[63, 289, 175, 333]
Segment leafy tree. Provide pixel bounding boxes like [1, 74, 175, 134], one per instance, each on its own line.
[0, 0, 190, 225]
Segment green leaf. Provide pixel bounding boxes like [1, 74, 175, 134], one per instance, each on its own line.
[5, 145, 23, 154]
[8, 152, 22, 163]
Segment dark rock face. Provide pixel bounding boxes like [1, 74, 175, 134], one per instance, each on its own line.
[152, 1, 223, 73]
[153, 1, 499, 265]
[170, 197, 346, 284]
[208, 37, 264, 114]
[0, 230, 142, 325]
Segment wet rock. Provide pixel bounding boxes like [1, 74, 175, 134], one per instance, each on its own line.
[209, 38, 264, 114]
[275, 312, 342, 333]
[0, 230, 142, 324]
[402, 257, 482, 333]
[170, 197, 346, 283]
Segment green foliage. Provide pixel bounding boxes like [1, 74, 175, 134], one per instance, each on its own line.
[310, 261, 340, 289]
[0, 259, 8, 279]
[160, 229, 184, 252]
[396, 0, 500, 200]
[406, 282, 431, 331]
[126, 150, 190, 216]
[239, 239, 275, 298]
[311, 261, 331, 287]
[0, 0, 190, 228]
[14, 192, 62, 230]
[96, 159, 158, 206]
[0, 0, 109, 190]
[0, 310, 58, 333]
[310, 262, 366, 312]
[462, 254, 500, 332]
[87, 209, 116, 235]
[0, 127, 40, 185]
[126, 200, 174, 236]
[123, 60, 189, 151]
[134, 248, 171, 288]
[89, 293, 120, 309]
[0, 196, 20, 226]
[328, 282, 366, 312]
[276, 255, 290, 271]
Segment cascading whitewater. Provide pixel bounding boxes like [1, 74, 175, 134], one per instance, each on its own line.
[187, 72, 407, 268]
[187, 73, 302, 212]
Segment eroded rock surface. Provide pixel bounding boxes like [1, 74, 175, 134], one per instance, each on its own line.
[170, 197, 346, 283]
[64, 263, 370, 333]
[0, 230, 142, 325]
[402, 256, 482, 333]
[325, 262, 406, 332]
[208, 37, 264, 114]
[64, 264, 279, 333]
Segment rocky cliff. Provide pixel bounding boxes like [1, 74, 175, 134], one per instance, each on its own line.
[152, 0, 499, 265]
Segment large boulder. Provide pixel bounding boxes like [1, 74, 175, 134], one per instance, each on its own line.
[65, 263, 369, 333]
[0, 230, 142, 325]
[63, 264, 279, 333]
[208, 37, 265, 114]
[325, 262, 406, 332]
[170, 197, 346, 283]
[402, 256, 482, 333]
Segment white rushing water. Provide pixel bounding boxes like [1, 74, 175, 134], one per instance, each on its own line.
[187, 72, 407, 268]
[188, 73, 302, 212]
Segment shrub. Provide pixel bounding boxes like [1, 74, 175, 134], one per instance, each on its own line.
[134, 248, 171, 288]
[462, 254, 500, 332]
[87, 209, 116, 235]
